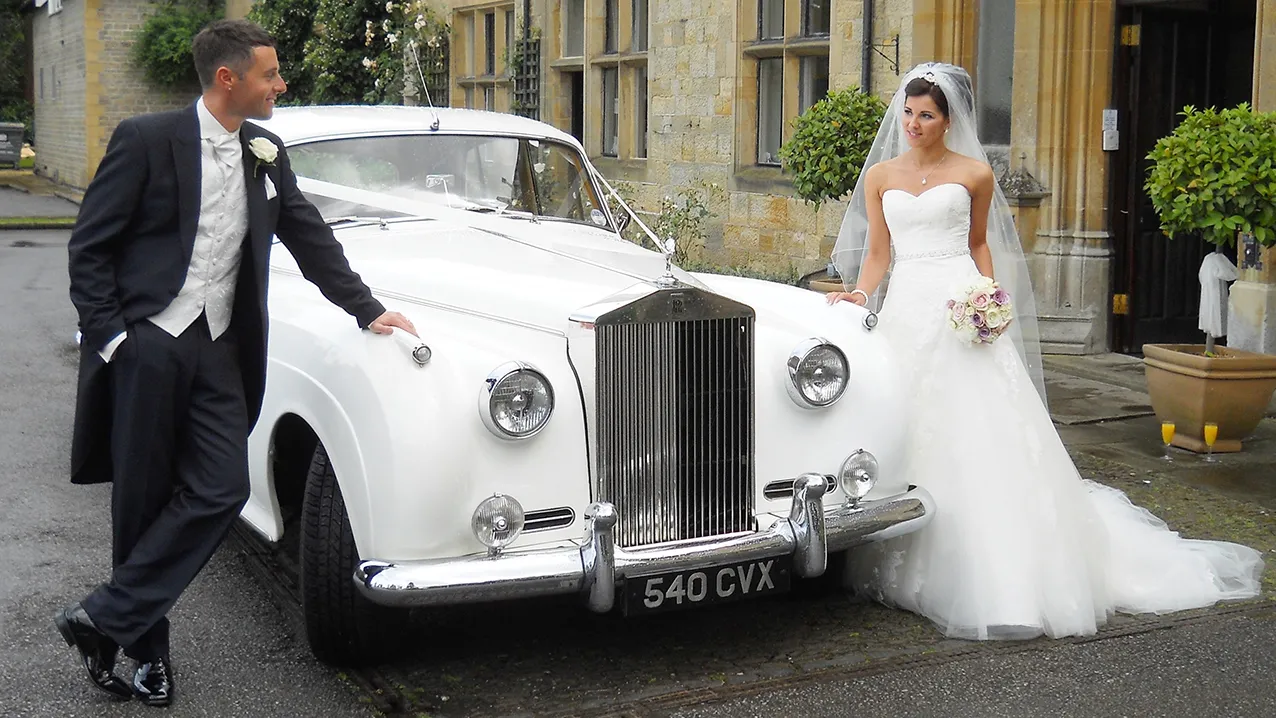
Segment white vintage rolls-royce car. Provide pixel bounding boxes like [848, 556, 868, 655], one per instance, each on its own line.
[243, 105, 934, 666]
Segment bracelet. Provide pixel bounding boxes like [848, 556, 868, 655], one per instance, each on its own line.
[849, 289, 870, 302]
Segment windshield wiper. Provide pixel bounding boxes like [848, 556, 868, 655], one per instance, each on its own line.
[324, 215, 383, 227]
[462, 204, 542, 223]
[324, 215, 433, 228]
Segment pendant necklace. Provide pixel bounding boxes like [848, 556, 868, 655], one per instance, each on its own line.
[918, 150, 949, 186]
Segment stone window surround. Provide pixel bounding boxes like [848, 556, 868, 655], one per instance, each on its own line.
[738, 0, 830, 177]
[453, 2, 517, 113]
[549, 0, 650, 165]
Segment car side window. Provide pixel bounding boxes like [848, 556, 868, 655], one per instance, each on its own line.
[530, 142, 599, 222]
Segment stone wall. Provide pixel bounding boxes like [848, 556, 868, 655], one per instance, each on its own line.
[588, 0, 919, 277]
[30, 0, 207, 189]
[85, 0, 197, 185]
[31, 1, 87, 187]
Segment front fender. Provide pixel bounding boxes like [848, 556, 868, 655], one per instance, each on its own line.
[252, 282, 593, 562]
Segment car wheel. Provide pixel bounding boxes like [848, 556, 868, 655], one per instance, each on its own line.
[300, 443, 408, 666]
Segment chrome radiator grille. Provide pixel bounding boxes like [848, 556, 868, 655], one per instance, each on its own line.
[594, 288, 755, 547]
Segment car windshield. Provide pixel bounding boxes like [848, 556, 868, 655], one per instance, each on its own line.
[288, 134, 610, 228]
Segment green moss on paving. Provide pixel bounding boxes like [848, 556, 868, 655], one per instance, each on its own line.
[0, 216, 76, 228]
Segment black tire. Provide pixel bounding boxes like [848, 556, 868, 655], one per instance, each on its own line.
[300, 443, 409, 666]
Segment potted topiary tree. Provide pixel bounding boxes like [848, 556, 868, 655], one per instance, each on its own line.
[777, 87, 886, 294]
[1141, 103, 1276, 452]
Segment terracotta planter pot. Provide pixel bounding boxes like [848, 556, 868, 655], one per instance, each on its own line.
[807, 279, 844, 294]
[1142, 343, 1276, 452]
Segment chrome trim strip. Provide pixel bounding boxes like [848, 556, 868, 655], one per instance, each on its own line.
[354, 485, 935, 609]
[283, 127, 583, 152]
[270, 267, 568, 337]
[467, 224, 710, 292]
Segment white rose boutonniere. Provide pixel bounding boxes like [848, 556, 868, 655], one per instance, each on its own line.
[248, 137, 278, 177]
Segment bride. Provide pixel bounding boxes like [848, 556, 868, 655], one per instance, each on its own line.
[827, 62, 1264, 640]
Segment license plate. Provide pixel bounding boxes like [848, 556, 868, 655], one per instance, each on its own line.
[622, 555, 792, 615]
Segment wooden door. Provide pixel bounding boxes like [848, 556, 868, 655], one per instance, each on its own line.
[1109, 0, 1254, 352]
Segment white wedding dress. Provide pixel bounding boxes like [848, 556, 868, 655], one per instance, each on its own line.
[849, 182, 1265, 640]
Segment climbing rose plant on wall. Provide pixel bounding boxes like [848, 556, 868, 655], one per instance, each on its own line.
[290, 0, 448, 105]
[247, 0, 318, 104]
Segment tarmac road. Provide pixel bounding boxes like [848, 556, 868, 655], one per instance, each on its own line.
[0, 229, 376, 718]
[668, 608, 1276, 718]
[0, 185, 79, 218]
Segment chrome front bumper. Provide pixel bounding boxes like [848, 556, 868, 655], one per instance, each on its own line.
[354, 475, 935, 611]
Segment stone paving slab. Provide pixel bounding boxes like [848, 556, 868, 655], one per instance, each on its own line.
[1042, 369, 1154, 425]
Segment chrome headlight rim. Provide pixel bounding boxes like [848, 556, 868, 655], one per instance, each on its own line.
[785, 338, 849, 409]
[478, 361, 555, 440]
[839, 449, 879, 504]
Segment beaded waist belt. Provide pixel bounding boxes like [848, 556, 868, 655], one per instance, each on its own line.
[893, 246, 970, 262]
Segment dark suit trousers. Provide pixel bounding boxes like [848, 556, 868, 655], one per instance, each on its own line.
[81, 316, 251, 661]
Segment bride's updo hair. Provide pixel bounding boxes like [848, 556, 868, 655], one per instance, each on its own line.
[903, 76, 949, 117]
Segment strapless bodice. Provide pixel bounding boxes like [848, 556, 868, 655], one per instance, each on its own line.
[882, 183, 972, 262]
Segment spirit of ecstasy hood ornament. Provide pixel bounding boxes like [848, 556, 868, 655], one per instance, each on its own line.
[656, 237, 678, 286]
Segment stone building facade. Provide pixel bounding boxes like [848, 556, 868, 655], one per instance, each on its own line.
[25, 0, 1276, 355]
[26, 0, 253, 189]
[435, 0, 1276, 355]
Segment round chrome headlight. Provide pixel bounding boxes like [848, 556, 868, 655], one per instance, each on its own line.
[839, 449, 879, 504]
[472, 494, 525, 551]
[479, 362, 554, 439]
[786, 339, 849, 408]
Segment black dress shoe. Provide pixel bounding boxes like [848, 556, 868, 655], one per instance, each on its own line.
[53, 603, 132, 700]
[133, 658, 173, 707]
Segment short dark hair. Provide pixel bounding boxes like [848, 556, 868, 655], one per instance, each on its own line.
[192, 19, 276, 89]
[903, 77, 950, 118]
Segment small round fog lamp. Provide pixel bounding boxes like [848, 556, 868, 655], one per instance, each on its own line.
[839, 450, 879, 505]
[472, 494, 525, 552]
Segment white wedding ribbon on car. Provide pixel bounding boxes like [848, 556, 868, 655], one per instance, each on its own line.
[1198, 251, 1238, 338]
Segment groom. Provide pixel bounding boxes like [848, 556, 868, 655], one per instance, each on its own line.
[58, 19, 415, 706]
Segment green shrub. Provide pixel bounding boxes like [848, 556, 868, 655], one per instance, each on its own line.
[297, 0, 448, 105]
[134, 2, 222, 91]
[0, 0, 29, 140]
[778, 86, 887, 210]
[247, 0, 318, 104]
[1145, 103, 1276, 248]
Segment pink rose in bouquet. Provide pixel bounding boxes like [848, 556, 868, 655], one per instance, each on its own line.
[946, 277, 1013, 345]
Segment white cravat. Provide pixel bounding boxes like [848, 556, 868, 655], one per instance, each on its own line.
[101, 100, 249, 361]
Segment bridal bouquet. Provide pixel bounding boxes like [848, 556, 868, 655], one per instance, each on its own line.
[946, 277, 1013, 345]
